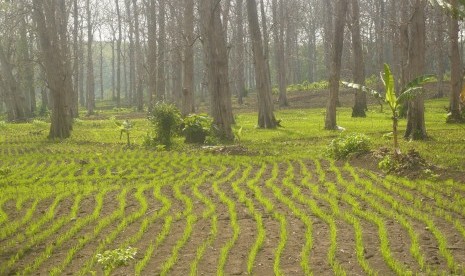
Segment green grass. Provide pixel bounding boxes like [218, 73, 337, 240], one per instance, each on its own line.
[1, 99, 464, 275]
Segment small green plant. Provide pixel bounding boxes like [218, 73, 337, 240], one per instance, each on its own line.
[326, 133, 371, 159]
[378, 155, 395, 173]
[182, 113, 212, 144]
[343, 64, 434, 155]
[148, 102, 181, 147]
[96, 247, 137, 271]
[233, 126, 243, 143]
[0, 121, 7, 129]
[0, 167, 12, 177]
[113, 118, 134, 147]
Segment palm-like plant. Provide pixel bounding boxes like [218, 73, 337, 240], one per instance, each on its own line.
[343, 64, 434, 155]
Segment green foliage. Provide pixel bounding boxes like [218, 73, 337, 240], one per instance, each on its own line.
[96, 247, 137, 271]
[326, 133, 371, 159]
[343, 64, 434, 154]
[147, 102, 181, 147]
[0, 167, 12, 177]
[112, 117, 134, 147]
[378, 155, 394, 173]
[32, 119, 48, 129]
[0, 121, 7, 129]
[182, 114, 212, 144]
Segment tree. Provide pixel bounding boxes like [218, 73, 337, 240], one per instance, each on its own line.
[86, 0, 95, 115]
[246, 0, 278, 128]
[446, 0, 463, 122]
[157, 0, 166, 101]
[115, 0, 123, 108]
[32, 0, 74, 138]
[199, 0, 234, 140]
[272, 0, 288, 107]
[325, 0, 348, 130]
[404, 0, 428, 140]
[349, 0, 367, 117]
[145, 0, 157, 112]
[181, 0, 195, 116]
[234, 0, 246, 105]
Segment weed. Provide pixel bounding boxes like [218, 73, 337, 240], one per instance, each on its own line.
[326, 133, 371, 159]
[96, 247, 137, 271]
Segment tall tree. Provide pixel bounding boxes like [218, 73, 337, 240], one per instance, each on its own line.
[404, 0, 427, 139]
[272, 0, 288, 107]
[133, 0, 144, 111]
[199, 0, 234, 139]
[447, 0, 463, 122]
[86, 0, 95, 115]
[32, 0, 74, 138]
[182, 0, 195, 116]
[115, 0, 123, 107]
[247, 0, 278, 128]
[234, 0, 246, 105]
[157, 0, 166, 101]
[146, 0, 157, 111]
[350, 0, 367, 117]
[325, 0, 348, 130]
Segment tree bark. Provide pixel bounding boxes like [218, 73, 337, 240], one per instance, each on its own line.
[325, 0, 348, 130]
[32, 0, 74, 138]
[157, 0, 166, 101]
[405, 0, 427, 140]
[272, 0, 288, 107]
[447, 0, 462, 122]
[247, 0, 278, 128]
[146, 0, 157, 112]
[350, 0, 367, 117]
[199, 0, 234, 140]
[86, 0, 95, 116]
[235, 0, 246, 105]
[182, 0, 195, 116]
[115, 0, 122, 107]
[133, 0, 144, 111]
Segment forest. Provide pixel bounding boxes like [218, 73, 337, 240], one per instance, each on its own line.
[1, 0, 465, 275]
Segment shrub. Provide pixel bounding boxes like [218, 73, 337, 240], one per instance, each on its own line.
[147, 102, 181, 147]
[326, 133, 371, 159]
[96, 247, 137, 271]
[182, 113, 212, 144]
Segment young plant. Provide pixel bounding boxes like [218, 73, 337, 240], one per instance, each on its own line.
[148, 102, 181, 148]
[113, 119, 134, 147]
[182, 113, 212, 144]
[96, 247, 137, 272]
[343, 64, 434, 155]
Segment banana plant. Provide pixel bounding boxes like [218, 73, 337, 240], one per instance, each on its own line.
[114, 119, 134, 147]
[343, 64, 434, 155]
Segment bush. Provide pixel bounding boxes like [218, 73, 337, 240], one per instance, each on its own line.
[182, 113, 212, 144]
[326, 133, 371, 159]
[147, 102, 181, 147]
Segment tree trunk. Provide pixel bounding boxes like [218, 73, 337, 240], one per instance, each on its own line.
[72, 0, 79, 116]
[0, 44, 28, 122]
[404, 0, 427, 140]
[247, 0, 278, 129]
[325, 0, 347, 130]
[350, 0, 367, 118]
[146, 0, 157, 112]
[182, 0, 195, 116]
[125, 0, 136, 106]
[447, 0, 462, 122]
[86, 0, 95, 116]
[157, 0, 166, 101]
[133, 0, 144, 111]
[435, 6, 446, 98]
[33, 0, 74, 138]
[199, 0, 234, 140]
[115, 0, 122, 107]
[235, 0, 246, 105]
[272, 0, 288, 107]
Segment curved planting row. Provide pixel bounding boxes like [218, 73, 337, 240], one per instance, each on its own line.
[1, 152, 464, 275]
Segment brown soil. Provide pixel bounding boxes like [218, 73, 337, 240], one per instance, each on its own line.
[2, 159, 465, 275]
